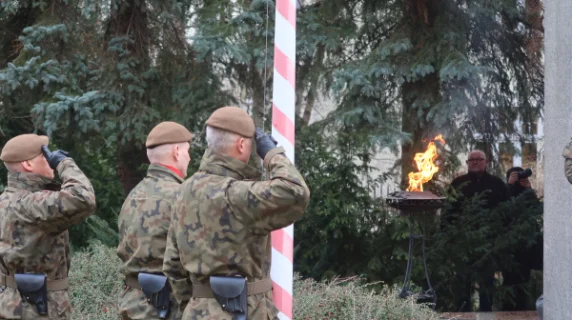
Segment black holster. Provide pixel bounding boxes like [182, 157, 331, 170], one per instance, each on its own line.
[14, 274, 48, 315]
[138, 273, 172, 319]
[210, 276, 247, 320]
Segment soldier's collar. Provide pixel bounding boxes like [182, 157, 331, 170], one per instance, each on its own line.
[199, 148, 260, 180]
[6, 172, 61, 192]
[147, 164, 185, 183]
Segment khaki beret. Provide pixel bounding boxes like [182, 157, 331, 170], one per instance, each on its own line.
[146, 121, 193, 148]
[0, 134, 49, 162]
[205, 106, 255, 138]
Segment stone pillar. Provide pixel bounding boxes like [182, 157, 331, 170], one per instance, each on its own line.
[544, 1, 572, 318]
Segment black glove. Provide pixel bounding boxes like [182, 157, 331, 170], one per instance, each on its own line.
[255, 128, 278, 159]
[41, 145, 70, 169]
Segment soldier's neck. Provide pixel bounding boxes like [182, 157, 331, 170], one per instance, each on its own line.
[6, 171, 59, 192]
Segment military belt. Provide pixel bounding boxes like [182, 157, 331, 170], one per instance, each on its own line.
[192, 278, 272, 298]
[0, 273, 68, 291]
[125, 275, 141, 289]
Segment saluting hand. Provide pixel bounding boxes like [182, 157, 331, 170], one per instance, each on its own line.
[41, 145, 70, 169]
[255, 128, 278, 159]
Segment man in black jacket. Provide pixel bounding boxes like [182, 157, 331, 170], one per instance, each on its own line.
[450, 150, 508, 209]
[444, 150, 508, 312]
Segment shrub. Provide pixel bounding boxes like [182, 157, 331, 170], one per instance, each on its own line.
[70, 242, 442, 319]
[294, 276, 440, 319]
[70, 241, 122, 319]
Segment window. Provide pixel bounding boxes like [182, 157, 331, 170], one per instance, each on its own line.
[499, 142, 514, 171]
[522, 120, 538, 136]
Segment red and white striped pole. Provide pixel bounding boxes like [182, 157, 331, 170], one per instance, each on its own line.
[270, 0, 297, 319]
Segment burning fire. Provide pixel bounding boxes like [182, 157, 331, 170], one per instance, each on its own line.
[406, 135, 446, 192]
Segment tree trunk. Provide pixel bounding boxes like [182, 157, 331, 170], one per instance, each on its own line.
[117, 142, 149, 194]
[302, 44, 325, 125]
[400, 0, 440, 188]
[525, 0, 543, 61]
[105, 0, 151, 194]
[400, 73, 440, 188]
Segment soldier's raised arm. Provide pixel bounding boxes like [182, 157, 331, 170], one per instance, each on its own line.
[227, 128, 310, 234]
[0, 134, 96, 319]
[11, 145, 96, 234]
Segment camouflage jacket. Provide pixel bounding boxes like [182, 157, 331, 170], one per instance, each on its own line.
[116, 164, 185, 319]
[163, 147, 310, 320]
[0, 158, 96, 319]
[563, 139, 572, 184]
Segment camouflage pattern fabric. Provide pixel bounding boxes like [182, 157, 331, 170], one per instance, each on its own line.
[0, 158, 96, 319]
[117, 164, 185, 320]
[163, 147, 310, 320]
[563, 139, 572, 184]
[563, 139, 572, 159]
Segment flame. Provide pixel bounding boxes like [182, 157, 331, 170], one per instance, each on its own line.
[406, 135, 446, 192]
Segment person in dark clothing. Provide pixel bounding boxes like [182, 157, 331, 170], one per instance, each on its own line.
[501, 167, 543, 311]
[506, 167, 533, 198]
[443, 150, 509, 312]
[450, 150, 509, 209]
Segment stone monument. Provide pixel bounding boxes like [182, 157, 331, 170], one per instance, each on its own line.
[544, 1, 572, 319]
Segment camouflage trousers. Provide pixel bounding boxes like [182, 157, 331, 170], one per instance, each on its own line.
[0, 287, 71, 319]
[118, 285, 182, 320]
[182, 293, 279, 320]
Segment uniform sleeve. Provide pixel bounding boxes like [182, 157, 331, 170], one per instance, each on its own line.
[565, 159, 572, 185]
[17, 158, 96, 234]
[163, 210, 191, 308]
[226, 147, 310, 235]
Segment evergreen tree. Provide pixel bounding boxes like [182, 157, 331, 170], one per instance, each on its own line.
[297, 0, 543, 183]
[0, 0, 230, 245]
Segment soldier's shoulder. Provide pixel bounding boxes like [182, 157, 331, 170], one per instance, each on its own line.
[176, 171, 232, 200]
[184, 170, 229, 185]
[154, 178, 183, 194]
[563, 139, 572, 159]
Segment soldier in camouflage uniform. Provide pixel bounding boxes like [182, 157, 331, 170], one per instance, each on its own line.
[117, 121, 193, 320]
[163, 106, 310, 320]
[0, 134, 97, 319]
[563, 138, 572, 184]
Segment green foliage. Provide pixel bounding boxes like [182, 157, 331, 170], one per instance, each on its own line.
[0, 0, 544, 314]
[294, 123, 543, 311]
[69, 241, 441, 319]
[70, 241, 122, 320]
[294, 122, 409, 283]
[296, 0, 543, 180]
[0, 0, 230, 246]
[429, 189, 543, 311]
[294, 276, 440, 319]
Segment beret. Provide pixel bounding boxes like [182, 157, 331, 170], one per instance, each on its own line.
[205, 106, 255, 138]
[146, 121, 193, 148]
[0, 134, 49, 162]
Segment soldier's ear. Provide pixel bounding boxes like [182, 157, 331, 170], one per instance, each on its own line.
[21, 160, 34, 172]
[173, 144, 181, 161]
[238, 137, 249, 155]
